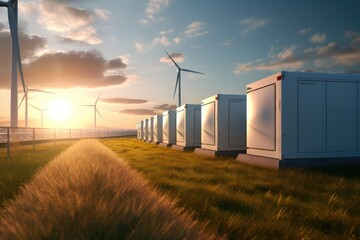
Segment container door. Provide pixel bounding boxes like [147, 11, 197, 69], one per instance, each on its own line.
[298, 81, 326, 152]
[194, 109, 201, 145]
[229, 99, 246, 147]
[247, 84, 276, 150]
[202, 102, 215, 145]
[327, 82, 357, 152]
[177, 110, 185, 143]
[163, 114, 168, 142]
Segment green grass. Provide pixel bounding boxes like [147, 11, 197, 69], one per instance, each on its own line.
[102, 138, 360, 240]
[0, 142, 74, 206]
[0, 140, 218, 239]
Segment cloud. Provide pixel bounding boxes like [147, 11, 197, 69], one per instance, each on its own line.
[298, 27, 312, 35]
[234, 32, 360, 75]
[346, 31, 360, 45]
[60, 26, 102, 45]
[145, 0, 170, 20]
[220, 39, 235, 46]
[135, 42, 151, 53]
[19, 2, 37, 15]
[310, 33, 327, 43]
[28, 0, 108, 45]
[135, 30, 173, 53]
[0, 25, 46, 72]
[101, 98, 148, 104]
[152, 36, 170, 46]
[95, 9, 111, 21]
[117, 103, 177, 115]
[234, 46, 306, 74]
[184, 21, 209, 38]
[173, 37, 181, 44]
[306, 40, 360, 67]
[160, 52, 184, 63]
[240, 17, 270, 35]
[106, 58, 127, 70]
[153, 104, 177, 111]
[137, 19, 150, 26]
[138, 0, 170, 24]
[39, 0, 93, 33]
[0, 48, 131, 89]
[118, 109, 158, 115]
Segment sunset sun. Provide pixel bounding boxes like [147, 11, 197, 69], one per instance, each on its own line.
[48, 99, 72, 122]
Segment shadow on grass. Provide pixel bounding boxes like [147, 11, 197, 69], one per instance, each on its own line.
[311, 166, 360, 180]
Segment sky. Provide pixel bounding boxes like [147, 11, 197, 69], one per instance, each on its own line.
[0, 0, 360, 129]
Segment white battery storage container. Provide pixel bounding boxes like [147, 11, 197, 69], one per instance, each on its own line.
[237, 71, 360, 168]
[144, 119, 149, 141]
[195, 94, 246, 156]
[153, 115, 163, 144]
[147, 117, 154, 142]
[140, 120, 145, 140]
[174, 104, 201, 150]
[162, 110, 176, 145]
[136, 122, 141, 139]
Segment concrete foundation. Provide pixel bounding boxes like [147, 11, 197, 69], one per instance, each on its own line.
[236, 153, 360, 169]
[171, 145, 197, 152]
[159, 143, 172, 147]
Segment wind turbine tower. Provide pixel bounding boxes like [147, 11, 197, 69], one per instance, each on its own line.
[79, 92, 102, 129]
[19, 86, 55, 127]
[29, 104, 47, 128]
[0, 0, 26, 127]
[165, 50, 205, 106]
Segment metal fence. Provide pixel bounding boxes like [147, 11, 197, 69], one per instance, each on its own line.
[0, 127, 136, 159]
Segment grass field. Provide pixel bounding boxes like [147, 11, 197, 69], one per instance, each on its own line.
[0, 139, 219, 239]
[102, 138, 360, 240]
[0, 142, 74, 206]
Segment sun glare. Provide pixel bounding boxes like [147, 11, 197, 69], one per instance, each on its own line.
[48, 99, 72, 122]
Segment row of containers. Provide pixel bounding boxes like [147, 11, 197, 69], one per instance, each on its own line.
[137, 71, 360, 169]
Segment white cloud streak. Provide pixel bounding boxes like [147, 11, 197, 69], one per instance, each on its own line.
[310, 33, 327, 43]
[234, 32, 360, 75]
[240, 17, 270, 35]
[184, 21, 209, 38]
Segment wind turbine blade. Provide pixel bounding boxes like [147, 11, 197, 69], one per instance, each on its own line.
[28, 88, 56, 94]
[79, 105, 93, 107]
[95, 92, 101, 105]
[165, 50, 180, 69]
[96, 107, 103, 119]
[18, 92, 26, 109]
[173, 72, 180, 99]
[181, 68, 205, 75]
[29, 104, 41, 111]
[7, 6, 26, 93]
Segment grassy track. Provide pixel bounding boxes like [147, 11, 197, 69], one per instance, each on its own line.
[102, 138, 360, 240]
[0, 142, 74, 206]
[0, 139, 219, 239]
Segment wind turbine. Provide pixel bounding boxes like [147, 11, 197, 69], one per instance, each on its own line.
[79, 92, 102, 129]
[19, 86, 55, 127]
[165, 50, 205, 106]
[0, 0, 26, 127]
[29, 104, 47, 128]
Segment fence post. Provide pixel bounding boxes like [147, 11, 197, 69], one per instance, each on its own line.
[33, 128, 35, 152]
[6, 128, 10, 160]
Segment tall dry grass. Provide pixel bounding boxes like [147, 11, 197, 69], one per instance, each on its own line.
[0, 139, 220, 239]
